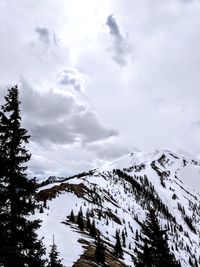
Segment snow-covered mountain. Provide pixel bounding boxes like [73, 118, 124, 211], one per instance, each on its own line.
[36, 149, 200, 267]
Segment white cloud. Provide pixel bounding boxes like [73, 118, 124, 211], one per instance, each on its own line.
[0, 0, 200, 177]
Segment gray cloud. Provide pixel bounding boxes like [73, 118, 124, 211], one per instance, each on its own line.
[69, 112, 118, 143]
[58, 69, 87, 92]
[106, 14, 121, 37]
[87, 141, 131, 160]
[35, 27, 58, 47]
[35, 27, 50, 45]
[29, 123, 76, 145]
[106, 14, 130, 66]
[20, 80, 117, 146]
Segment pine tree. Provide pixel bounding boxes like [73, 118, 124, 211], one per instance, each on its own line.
[0, 86, 46, 267]
[86, 216, 91, 230]
[90, 220, 97, 239]
[94, 234, 106, 265]
[133, 208, 181, 267]
[48, 235, 64, 267]
[77, 207, 84, 230]
[135, 229, 139, 241]
[69, 209, 75, 222]
[114, 230, 123, 258]
[122, 230, 126, 248]
[98, 209, 102, 220]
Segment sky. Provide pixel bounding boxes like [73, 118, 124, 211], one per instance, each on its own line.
[0, 0, 200, 178]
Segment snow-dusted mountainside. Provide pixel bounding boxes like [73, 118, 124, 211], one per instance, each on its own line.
[36, 150, 200, 267]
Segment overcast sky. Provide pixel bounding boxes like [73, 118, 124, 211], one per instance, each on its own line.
[0, 0, 200, 178]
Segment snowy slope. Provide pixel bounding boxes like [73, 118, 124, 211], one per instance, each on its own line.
[35, 149, 200, 267]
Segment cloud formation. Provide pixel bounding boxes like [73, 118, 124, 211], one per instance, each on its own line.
[35, 27, 50, 45]
[35, 26, 58, 48]
[57, 69, 88, 92]
[0, 0, 200, 177]
[86, 141, 131, 160]
[106, 14, 130, 66]
[20, 81, 117, 146]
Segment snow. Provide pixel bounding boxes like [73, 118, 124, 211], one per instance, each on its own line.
[177, 164, 200, 192]
[102, 153, 134, 171]
[34, 149, 200, 267]
[36, 192, 85, 266]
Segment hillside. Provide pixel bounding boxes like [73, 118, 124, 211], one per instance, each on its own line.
[36, 149, 200, 267]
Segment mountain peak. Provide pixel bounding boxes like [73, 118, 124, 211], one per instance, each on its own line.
[36, 149, 200, 266]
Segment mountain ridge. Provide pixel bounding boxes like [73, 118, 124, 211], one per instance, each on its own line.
[36, 149, 200, 267]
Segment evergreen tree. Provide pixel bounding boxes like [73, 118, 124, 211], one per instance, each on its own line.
[77, 207, 84, 230]
[135, 229, 139, 241]
[90, 220, 97, 239]
[94, 234, 106, 266]
[0, 86, 46, 267]
[121, 230, 126, 248]
[69, 209, 75, 222]
[48, 235, 64, 267]
[86, 216, 91, 230]
[133, 208, 181, 267]
[98, 209, 102, 220]
[114, 230, 123, 258]
[39, 205, 44, 213]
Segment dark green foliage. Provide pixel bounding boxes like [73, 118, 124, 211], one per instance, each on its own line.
[77, 207, 84, 230]
[179, 224, 183, 232]
[135, 229, 139, 241]
[114, 230, 123, 258]
[69, 209, 75, 223]
[48, 236, 64, 267]
[172, 193, 177, 200]
[39, 205, 44, 213]
[94, 235, 106, 265]
[133, 209, 181, 267]
[90, 220, 97, 239]
[86, 216, 91, 229]
[184, 215, 196, 233]
[0, 86, 46, 267]
[121, 230, 126, 248]
[43, 199, 47, 208]
[98, 209, 102, 220]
